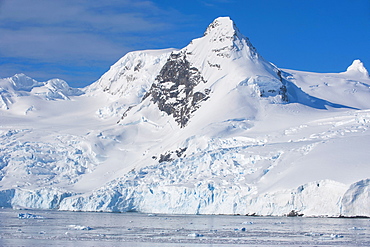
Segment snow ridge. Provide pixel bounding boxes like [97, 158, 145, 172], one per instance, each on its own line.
[86, 49, 175, 119]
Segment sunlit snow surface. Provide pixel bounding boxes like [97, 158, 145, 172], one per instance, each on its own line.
[1, 17, 370, 216]
[1, 209, 370, 246]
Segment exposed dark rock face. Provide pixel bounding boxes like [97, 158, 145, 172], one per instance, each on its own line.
[117, 105, 134, 123]
[276, 70, 289, 102]
[286, 210, 304, 217]
[279, 85, 288, 102]
[145, 51, 210, 127]
[157, 147, 187, 163]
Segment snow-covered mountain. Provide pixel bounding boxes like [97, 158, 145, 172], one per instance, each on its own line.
[1, 17, 370, 217]
[0, 73, 83, 111]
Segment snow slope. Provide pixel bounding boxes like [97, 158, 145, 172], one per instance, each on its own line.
[86, 48, 176, 119]
[1, 17, 370, 217]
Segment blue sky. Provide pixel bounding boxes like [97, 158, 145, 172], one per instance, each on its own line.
[0, 0, 369, 87]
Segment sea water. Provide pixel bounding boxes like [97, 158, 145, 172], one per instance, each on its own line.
[0, 209, 369, 246]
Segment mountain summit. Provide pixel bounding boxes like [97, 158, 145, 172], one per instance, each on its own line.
[1, 17, 370, 217]
[122, 17, 287, 128]
[204, 16, 237, 36]
[345, 59, 369, 78]
[203, 17, 257, 58]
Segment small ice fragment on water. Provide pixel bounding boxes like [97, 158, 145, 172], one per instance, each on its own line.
[242, 221, 254, 225]
[18, 213, 43, 219]
[349, 227, 366, 230]
[330, 234, 344, 238]
[67, 224, 92, 230]
[188, 233, 204, 237]
[304, 232, 323, 237]
[39, 231, 46, 234]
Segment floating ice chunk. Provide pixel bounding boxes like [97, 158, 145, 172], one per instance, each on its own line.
[18, 213, 44, 219]
[330, 234, 344, 238]
[307, 233, 344, 240]
[349, 226, 366, 230]
[67, 224, 92, 230]
[304, 232, 323, 237]
[234, 227, 247, 231]
[188, 233, 204, 237]
[242, 221, 254, 225]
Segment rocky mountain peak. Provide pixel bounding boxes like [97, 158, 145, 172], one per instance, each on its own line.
[124, 17, 286, 128]
[201, 17, 258, 61]
[204, 17, 238, 36]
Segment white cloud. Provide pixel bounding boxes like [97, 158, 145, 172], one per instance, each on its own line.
[0, 0, 172, 59]
[0, 0, 188, 85]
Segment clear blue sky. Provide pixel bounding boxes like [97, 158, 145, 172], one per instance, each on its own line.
[0, 0, 369, 87]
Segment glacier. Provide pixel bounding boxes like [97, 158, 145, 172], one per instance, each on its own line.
[1, 17, 370, 217]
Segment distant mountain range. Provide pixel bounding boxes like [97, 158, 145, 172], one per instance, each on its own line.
[1, 17, 369, 217]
